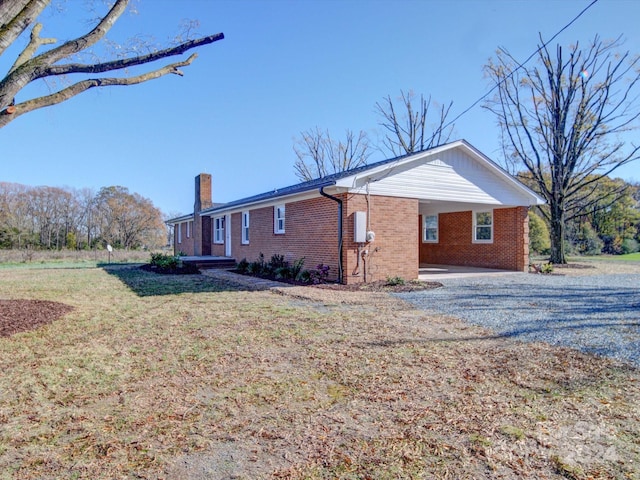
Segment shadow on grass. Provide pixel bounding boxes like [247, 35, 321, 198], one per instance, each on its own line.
[102, 264, 250, 297]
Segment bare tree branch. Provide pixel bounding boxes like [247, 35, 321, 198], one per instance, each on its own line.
[42, 34, 224, 77]
[8, 22, 55, 74]
[0, 0, 224, 127]
[0, 54, 197, 127]
[293, 127, 371, 181]
[375, 90, 454, 157]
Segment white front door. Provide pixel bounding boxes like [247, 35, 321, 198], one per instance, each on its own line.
[225, 214, 232, 257]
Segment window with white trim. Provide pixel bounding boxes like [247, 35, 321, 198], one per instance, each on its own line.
[242, 211, 250, 244]
[186, 220, 191, 238]
[473, 210, 493, 242]
[213, 216, 225, 244]
[274, 205, 285, 234]
[177, 223, 182, 244]
[422, 214, 438, 243]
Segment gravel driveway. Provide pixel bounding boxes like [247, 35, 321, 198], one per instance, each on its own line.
[396, 272, 640, 368]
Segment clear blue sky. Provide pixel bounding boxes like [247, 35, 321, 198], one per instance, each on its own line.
[2, 0, 639, 216]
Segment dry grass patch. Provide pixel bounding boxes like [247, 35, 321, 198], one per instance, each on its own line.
[0, 265, 638, 479]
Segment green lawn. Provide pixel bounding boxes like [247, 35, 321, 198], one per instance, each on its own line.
[570, 252, 640, 262]
[0, 264, 638, 479]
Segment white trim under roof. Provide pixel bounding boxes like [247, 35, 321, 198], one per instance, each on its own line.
[200, 190, 325, 217]
[166, 213, 194, 225]
[335, 140, 545, 206]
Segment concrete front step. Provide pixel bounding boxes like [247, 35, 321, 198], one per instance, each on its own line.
[181, 256, 236, 270]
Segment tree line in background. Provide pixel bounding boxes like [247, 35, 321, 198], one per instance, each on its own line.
[528, 176, 640, 256]
[0, 183, 166, 251]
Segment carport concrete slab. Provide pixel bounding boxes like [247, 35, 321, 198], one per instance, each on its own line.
[419, 264, 521, 280]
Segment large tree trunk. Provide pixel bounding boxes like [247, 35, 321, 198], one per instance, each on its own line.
[549, 202, 567, 264]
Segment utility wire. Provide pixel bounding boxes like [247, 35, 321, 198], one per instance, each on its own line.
[441, 0, 599, 132]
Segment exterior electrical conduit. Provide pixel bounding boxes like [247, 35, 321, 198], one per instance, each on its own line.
[319, 186, 343, 284]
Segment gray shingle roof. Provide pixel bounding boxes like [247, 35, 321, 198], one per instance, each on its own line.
[199, 144, 426, 215]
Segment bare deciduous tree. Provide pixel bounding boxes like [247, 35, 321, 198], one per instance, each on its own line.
[375, 90, 454, 157]
[484, 35, 640, 264]
[95, 186, 165, 249]
[293, 127, 372, 181]
[0, 0, 223, 127]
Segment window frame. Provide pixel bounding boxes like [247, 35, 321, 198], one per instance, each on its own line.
[473, 210, 493, 243]
[177, 223, 182, 244]
[213, 216, 225, 244]
[274, 204, 285, 234]
[422, 214, 439, 243]
[241, 211, 250, 244]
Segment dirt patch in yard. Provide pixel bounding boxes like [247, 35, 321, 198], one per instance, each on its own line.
[0, 299, 74, 337]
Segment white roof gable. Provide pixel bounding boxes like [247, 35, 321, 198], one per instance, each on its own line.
[335, 140, 545, 206]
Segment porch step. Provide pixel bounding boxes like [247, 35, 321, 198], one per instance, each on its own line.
[181, 257, 236, 270]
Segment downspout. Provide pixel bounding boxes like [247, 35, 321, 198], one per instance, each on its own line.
[319, 186, 343, 284]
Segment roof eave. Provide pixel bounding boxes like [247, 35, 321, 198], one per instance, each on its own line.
[165, 213, 194, 225]
[199, 179, 337, 216]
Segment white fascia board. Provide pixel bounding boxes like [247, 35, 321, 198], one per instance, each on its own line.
[165, 213, 194, 225]
[199, 189, 324, 217]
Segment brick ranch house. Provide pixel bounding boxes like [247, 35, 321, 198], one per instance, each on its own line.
[167, 140, 545, 284]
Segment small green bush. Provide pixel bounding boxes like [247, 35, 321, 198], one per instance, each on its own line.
[246, 261, 261, 275]
[150, 252, 179, 270]
[236, 258, 249, 273]
[274, 266, 292, 279]
[236, 254, 326, 285]
[291, 257, 305, 280]
[269, 254, 287, 269]
[541, 263, 554, 274]
[298, 270, 312, 284]
[385, 276, 406, 286]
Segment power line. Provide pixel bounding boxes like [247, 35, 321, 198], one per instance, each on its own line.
[442, 0, 600, 131]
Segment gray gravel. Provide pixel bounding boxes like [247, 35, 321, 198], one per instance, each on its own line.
[395, 273, 640, 368]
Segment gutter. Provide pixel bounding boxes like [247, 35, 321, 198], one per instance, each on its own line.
[319, 186, 343, 284]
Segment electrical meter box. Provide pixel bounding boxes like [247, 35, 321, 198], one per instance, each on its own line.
[354, 211, 367, 243]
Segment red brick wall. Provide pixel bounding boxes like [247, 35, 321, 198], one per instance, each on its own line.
[174, 221, 195, 255]
[204, 194, 419, 284]
[342, 194, 418, 284]
[420, 206, 529, 271]
[215, 197, 341, 280]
